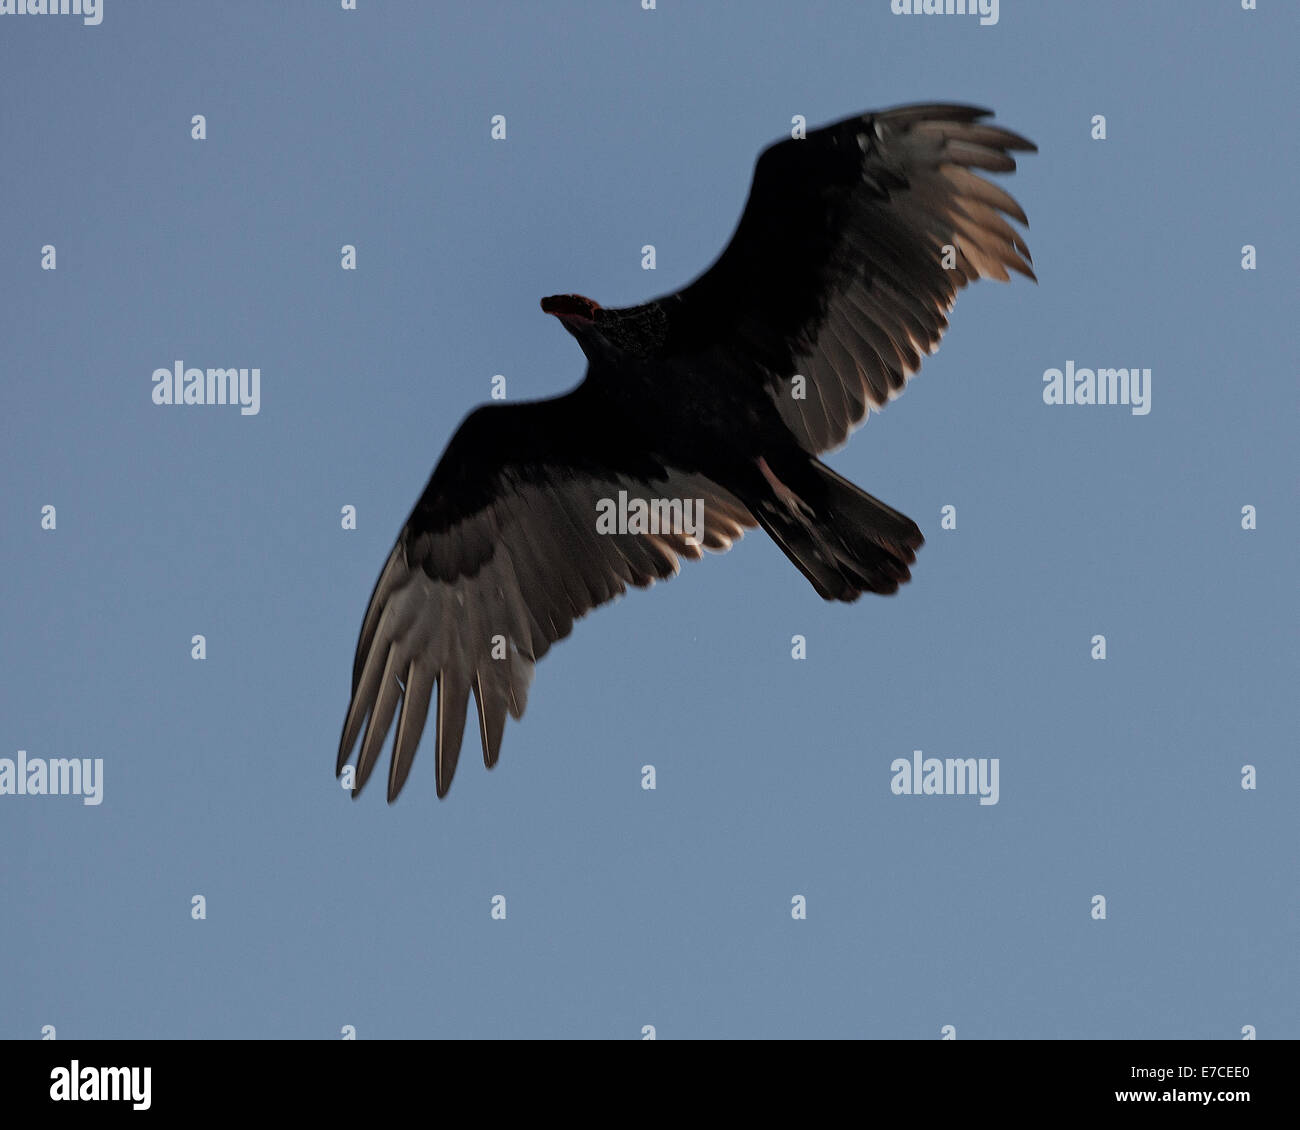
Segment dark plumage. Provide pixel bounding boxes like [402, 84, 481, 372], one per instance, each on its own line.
[338, 103, 1036, 802]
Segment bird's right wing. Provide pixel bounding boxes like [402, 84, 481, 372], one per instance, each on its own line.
[337, 390, 754, 802]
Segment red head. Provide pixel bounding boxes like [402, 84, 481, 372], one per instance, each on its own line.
[540, 293, 601, 324]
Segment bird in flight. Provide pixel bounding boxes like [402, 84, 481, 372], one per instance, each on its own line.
[338, 102, 1036, 802]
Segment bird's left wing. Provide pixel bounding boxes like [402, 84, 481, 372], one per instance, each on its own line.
[596, 103, 1036, 454]
[337, 390, 753, 801]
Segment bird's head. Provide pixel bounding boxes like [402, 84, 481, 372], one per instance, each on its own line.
[541, 293, 600, 324]
[541, 293, 608, 355]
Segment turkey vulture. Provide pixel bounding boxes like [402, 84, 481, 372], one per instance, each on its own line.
[338, 102, 1036, 802]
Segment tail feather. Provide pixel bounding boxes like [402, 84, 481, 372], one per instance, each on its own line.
[752, 459, 923, 602]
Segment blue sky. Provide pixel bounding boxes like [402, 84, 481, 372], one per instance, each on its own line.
[1, 1, 1295, 1039]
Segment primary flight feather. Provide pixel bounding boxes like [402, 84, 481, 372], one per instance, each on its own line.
[338, 102, 1036, 802]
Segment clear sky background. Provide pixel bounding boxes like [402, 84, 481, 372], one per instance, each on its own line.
[1, 1, 1295, 1040]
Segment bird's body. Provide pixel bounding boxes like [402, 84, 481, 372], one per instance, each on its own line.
[338, 103, 1037, 802]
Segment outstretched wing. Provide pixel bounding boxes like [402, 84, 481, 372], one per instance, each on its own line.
[337, 390, 754, 802]
[598, 103, 1036, 453]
